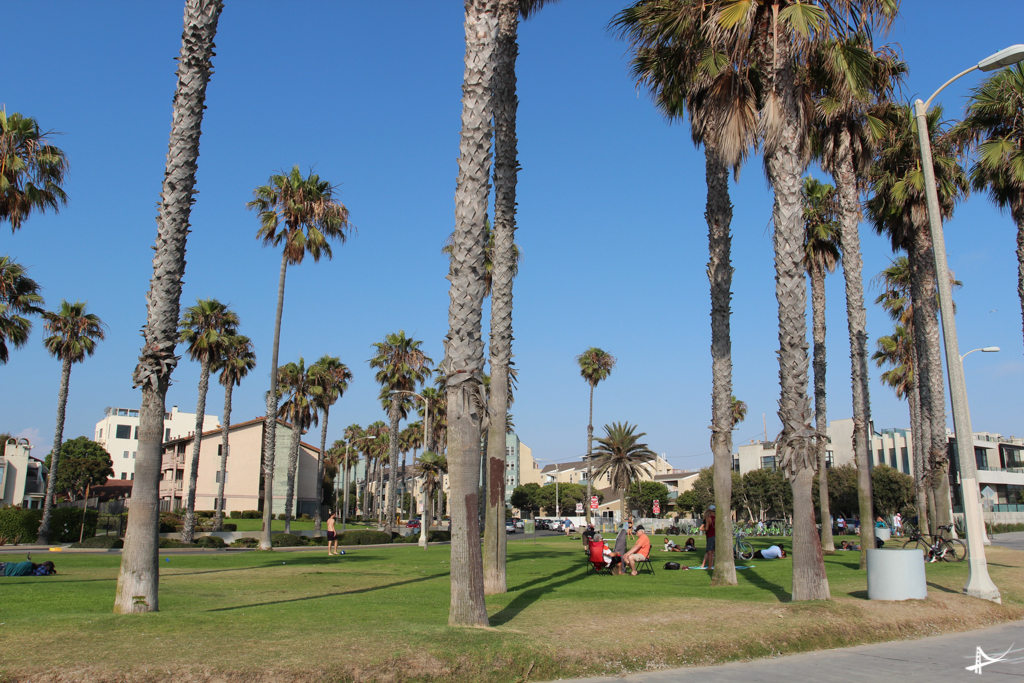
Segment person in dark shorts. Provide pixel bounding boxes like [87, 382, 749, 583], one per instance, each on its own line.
[326, 512, 339, 556]
[700, 505, 716, 570]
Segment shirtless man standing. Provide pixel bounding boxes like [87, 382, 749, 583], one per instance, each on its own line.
[327, 512, 339, 556]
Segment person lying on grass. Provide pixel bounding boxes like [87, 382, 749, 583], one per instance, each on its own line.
[1, 560, 56, 576]
[839, 541, 861, 551]
[664, 537, 684, 552]
[683, 537, 696, 551]
[752, 544, 787, 559]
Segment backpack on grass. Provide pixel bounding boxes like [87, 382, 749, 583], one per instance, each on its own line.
[664, 561, 681, 570]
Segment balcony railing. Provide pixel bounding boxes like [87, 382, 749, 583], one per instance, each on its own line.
[22, 479, 46, 495]
[161, 454, 185, 470]
[159, 480, 183, 496]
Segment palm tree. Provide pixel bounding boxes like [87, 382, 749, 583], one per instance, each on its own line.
[442, 219, 522, 297]
[955, 65, 1024, 354]
[417, 450, 448, 548]
[178, 298, 239, 543]
[575, 347, 616, 526]
[308, 355, 352, 531]
[614, 0, 760, 588]
[115, 0, 223, 615]
[0, 108, 69, 231]
[420, 385, 447, 454]
[369, 331, 432, 534]
[802, 176, 841, 554]
[211, 334, 256, 531]
[808, 33, 904, 569]
[591, 422, 656, 523]
[367, 423, 390, 522]
[730, 397, 748, 428]
[342, 423, 364, 519]
[36, 300, 105, 544]
[445, 0, 498, 628]
[0, 256, 44, 363]
[276, 358, 318, 534]
[866, 103, 967, 533]
[247, 166, 352, 550]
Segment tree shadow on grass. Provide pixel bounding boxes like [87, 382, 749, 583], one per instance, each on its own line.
[490, 569, 589, 626]
[742, 568, 791, 603]
[205, 572, 448, 612]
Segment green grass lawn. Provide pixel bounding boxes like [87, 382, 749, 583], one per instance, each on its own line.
[223, 518, 379, 532]
[2, 535, 1022, 682]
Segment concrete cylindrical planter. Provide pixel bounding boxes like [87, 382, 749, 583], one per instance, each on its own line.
[866, 548, 927, 600]
[876, 527, 891, 543]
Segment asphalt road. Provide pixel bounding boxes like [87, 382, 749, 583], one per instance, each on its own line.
[992, 531, 1024, 552]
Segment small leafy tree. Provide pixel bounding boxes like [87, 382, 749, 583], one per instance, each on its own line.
[871, 463, 915, 518]
[510, 482, 541, 517]
[42, 437, 113, 501]
[626, 481, 670, 517]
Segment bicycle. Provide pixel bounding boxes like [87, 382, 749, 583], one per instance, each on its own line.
[902, 524, 967, 562]
[733, 531, 754, 561]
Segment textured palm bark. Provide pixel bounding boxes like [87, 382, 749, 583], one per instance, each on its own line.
[1017, 209, 1024, 354]
[909, 368, 929, 534]
[444, 0, 496, 628]
[768, 55, 829, 601]
[483, 0, 518, 595]
[181, 359, 210, 544]
[377, 454, 385, 524]
[833, 136, 874, 567]
[115, 0, 222, 613]
[706, 147, 736, 586]
[385, 399, 401, 534]
[585, 386, 594, 525]
[908, 233, 950, 530]
[212, 381, 233, 531]
[37, 357, 72, 544]
[314, 407, 330, 531]
[810, 261, 835, 554]
[260, 251, 289, 550]
[283, 416, 302, 534]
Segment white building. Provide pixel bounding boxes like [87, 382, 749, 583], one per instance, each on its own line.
[95, 405, 220, 481]
[1, 437, 48, 509]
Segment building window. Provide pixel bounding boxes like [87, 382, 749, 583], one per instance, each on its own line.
[121, 472, 127, 480]
[165, 428, 171, 442]
[123, 451, 129, 459]
[130, 473, 134, 480]
[976, 447, 989, 470]
[215, 471, 228, 484]
[98, 429, 103, 439]
[134, 426, 139, 440]
[901, 447, 910, 474]
[732, 457, 739, 472]
[876, 449, 884, 467]
[217, 444, 222, 456]
[129, 409, 139, 418]
[825, 451, 834, 469]
[132, 452, 136, 459]
[761, 456, 777, 471]
[115, 424, 131, 439]
[889, 448, 897, 469]
[118, 408, 128, 417]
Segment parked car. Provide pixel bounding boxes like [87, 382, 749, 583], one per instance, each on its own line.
[512, 518, 524, 529]
[407, 518, 421, 529]
[505, 521, 516, 533]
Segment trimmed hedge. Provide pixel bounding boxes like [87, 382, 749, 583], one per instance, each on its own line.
[989, 523, 1024, 534]
[336, 530, 392, 545]
[158, 538, 194, 548]
[230, 510, 262, 519]
[0, 507, 98, 543]
[71, 535, 123, 549]
[230, 536, 260, 547]
[195, 535, 227, 548]
[271, 533, 307, 547]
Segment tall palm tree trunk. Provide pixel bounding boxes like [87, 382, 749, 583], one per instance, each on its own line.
[1017, 211, 1024, 353]
[284, 416, 302, 534]
[834, 134, 874, 567]
[259, 250, 289, 550]
[909, 368, 929, 533]
[115, 0, 222, 613]
[212, 381, 233, 531]
[768, 55, 830, 602]
[444, 0, 497, 628]
[483, 0, 519, 596]
[585, 385, 594, 525]
[377, 455, 385, 524]
[37, 356, 71, 544]
[315, 407, 330, 531]
[181, 359, 210, 543]
[908, 232, 950, 531]
[342, 458, 351, 520]
[420, 477, 431, 548]
[706, 145, 737, 586]
[810, 260, 834, 554]
[385, 399, 401, 534]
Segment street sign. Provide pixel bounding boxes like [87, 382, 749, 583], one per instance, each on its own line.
[981, 486, 996, 498]
[590, 496, 599, 510]
[575, 503, 583, 514]
[653, 500, 661, 514]
[523, 520, 535, 535]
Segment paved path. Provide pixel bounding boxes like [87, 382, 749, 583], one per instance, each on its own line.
[992, 531, 1024, 552]
[544, 620, 1024, 682]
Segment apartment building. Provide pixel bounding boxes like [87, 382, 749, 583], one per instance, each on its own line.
[95, 405, 220, 481]
[1, 438, 48, 509]
[159, 417, 319, 516]
[501, 433, 539, 504]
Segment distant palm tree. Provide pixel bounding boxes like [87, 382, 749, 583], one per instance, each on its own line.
[420, 385, 447, 453]
[276, 358, 318, 534]
[802, 176, 841, 554]
[955, 65, 1024, 355]
[308, 355, 352, 530]
[116, 0, 223, 614]
[591, 422, 656, 523]
[417, 450, 448, 549]
[178, 298, 239, 543]
[248, 167, 352, 549]
[0, 256, 44, 363]
[211, 334, 255, 531]
[576, 347, 616, 525]
[369, 331, 432, 534]
[36, 300, 105, 544]
[342, 423, 364, 518]
[730, 397, 748, 428]
[0, 108, 69, 231]
[366, 421, 389, 522]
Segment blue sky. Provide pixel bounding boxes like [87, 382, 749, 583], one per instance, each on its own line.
[3, 0, 1023, 470]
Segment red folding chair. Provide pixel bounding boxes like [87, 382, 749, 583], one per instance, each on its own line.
[586, 540, 613, 575]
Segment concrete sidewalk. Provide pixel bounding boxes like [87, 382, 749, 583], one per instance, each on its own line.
[544, 620, 1024, 682]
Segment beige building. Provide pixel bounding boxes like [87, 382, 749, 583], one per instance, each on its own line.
[160, 417, 320, 516]
[1, 438, 48, 509]
[96, 405, 220, 481]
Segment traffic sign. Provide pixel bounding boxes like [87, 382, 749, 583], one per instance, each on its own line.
[653, 500, 661, 514]
[575, 503, 583, 514]
[590, 496, 599, 510]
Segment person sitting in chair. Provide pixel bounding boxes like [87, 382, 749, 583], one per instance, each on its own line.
[623, 526, 651, 576]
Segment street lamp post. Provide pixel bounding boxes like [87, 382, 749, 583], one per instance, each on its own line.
[341, 435, 375, 532]
[914, 44, 1024, 603]
[389, 390, 432, 546]
[959, 347, 999, 546]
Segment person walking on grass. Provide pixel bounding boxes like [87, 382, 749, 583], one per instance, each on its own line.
[700, 506, 716, 570]
[326, 512, 339, 556]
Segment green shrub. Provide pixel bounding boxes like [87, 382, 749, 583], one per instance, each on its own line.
[244, 510, 262, 519]
[0, 506, 41, 542]
[230, 537, 260, 548]
[988, 522, 1024, 534]
[336, 530, 391, 546]
[71, 535, 123, 549]
[194, 510, 216, 518]
[159, 512, 182, 533]
[0, 507, 98, 543]
[195, 535, 227, 548]
[277, 514, 287, 521]
[158, 538, 195, 548]
[271, 533, 308, 547]
[229, 510, 242, 519]
[308, 536, 327, 545]
[428, 530, 451, 543]
[299, 513, 311, 521]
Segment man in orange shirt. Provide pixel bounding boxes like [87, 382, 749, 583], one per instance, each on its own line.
[623, 525, 651, 576]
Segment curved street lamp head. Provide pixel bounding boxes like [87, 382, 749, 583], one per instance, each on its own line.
[979, 45, 1024, 72]
[981, 346, 1001, 352]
